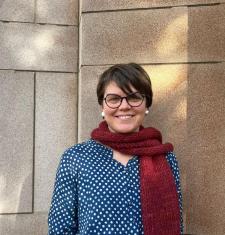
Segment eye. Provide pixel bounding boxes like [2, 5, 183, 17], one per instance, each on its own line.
[127, 92, 143, 102]
[105, 94, 121, 104]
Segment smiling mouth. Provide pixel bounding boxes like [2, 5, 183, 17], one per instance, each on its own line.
[115, 115, 134, 119]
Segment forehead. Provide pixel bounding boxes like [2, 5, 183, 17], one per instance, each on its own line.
[104, 81, 137, 95]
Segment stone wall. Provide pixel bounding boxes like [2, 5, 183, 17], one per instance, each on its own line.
[0, 0, 225, 234]
[79, 1, 225, 235]
[0, 0, 78, 234]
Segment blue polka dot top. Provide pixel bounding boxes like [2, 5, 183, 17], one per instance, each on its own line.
[48, 139, 183, 235]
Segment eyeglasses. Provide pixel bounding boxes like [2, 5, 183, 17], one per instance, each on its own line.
[103, 92, 145, 109]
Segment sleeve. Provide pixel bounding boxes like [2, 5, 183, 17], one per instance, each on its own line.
[166, 152, 184, 235]
[48, 150, 78, 235]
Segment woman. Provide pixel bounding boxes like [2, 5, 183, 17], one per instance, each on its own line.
[48, 63, 183, 235]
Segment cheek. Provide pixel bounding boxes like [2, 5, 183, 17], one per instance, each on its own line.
[137, 105, 147, 116]
[102, 104, 114, 116]
[138, 110, 147, 123]
[102, 103, 107, 112]
[139, 112, 146, 121]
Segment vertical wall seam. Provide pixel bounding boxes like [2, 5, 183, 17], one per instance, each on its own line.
[77, 0, 81, 142]
[32, 72, 36, 213]
[75, 69, 79, 143]
[34, 0, 37, 23]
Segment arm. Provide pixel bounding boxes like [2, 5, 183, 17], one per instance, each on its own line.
[166, 152, 184, 235]
[48, 150, 78, 235]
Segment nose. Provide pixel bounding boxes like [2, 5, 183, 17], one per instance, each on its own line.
[119, 97, 131, 109]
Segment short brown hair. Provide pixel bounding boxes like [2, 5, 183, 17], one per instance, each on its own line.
[97, 63, 153, 108]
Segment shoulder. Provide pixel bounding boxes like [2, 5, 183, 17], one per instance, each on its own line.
[60, 139, 110, 165]
[64, 139, 108, 155]
[64, 139, 93, 155]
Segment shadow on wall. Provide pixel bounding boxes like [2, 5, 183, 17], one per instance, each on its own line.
[0, 172, 32, 214]
[0, 1, 3, 8]
[0, 0, 51, 68]
[0, 0, 76, 71]
[0, 173, 31, 232]
[2, 25, 56, 68]
[0, 168, 48, 234]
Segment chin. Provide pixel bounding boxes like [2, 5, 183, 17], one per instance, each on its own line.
[109, 125, 140, 134]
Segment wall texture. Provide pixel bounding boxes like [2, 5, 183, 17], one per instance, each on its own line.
[0, 0, 224, 234]
[79, 1, 225, 235]
[0, 0, 78, 234]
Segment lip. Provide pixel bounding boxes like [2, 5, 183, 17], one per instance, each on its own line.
[115, 114, 134, 119]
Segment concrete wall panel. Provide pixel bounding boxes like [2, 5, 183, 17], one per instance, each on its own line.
[188, 4, 225, 61]
[81, 7, 188, 65]
[186, 63, 225, 234]
[82, 0, 221, 12]
[0, 70, 34, 213]
[35, 72, 77, 212]
[36, 0, 78, 25]
[78, 66, 107, 141]
[187, 154, 225, 235]
[0, 0, 34, 22]
[0, 22, 78, 72]
[0, 212, 47, 235]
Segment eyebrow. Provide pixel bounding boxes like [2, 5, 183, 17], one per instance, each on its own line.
[105, 91, 140, 96]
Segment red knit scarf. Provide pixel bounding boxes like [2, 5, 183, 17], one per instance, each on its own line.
[91, 121, 180, 235]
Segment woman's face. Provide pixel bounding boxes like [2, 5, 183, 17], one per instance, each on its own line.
[102, 81, 148, 134]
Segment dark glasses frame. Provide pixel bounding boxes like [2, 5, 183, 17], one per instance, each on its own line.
[103, 92, 146, 109]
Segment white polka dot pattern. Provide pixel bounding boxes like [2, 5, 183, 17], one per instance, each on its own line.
[48, 139, 183, 235]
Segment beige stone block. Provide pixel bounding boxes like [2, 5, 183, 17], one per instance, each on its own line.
[0, 212, 48, 235]
[81, 7, 188, 65]
[187, 63, 225, 154]
[143, 64, 187, 149]
[0, 70, 34, 213]
[186, 63, 225, 234]
[188, 4, 225, 61]
[78, 66, 108, 141]
[0, 0, 34, 22]
[36, 0, 78, 25]
[82, 0, 219, 12]
[186, 154, 225, 235]
[0, 22, 78, 72]
[35, 72, 77, 212]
